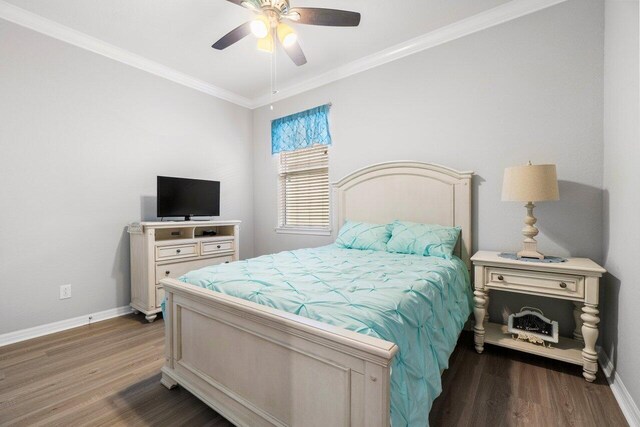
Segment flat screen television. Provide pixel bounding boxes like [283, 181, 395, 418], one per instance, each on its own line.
[157, 176, 220, 220]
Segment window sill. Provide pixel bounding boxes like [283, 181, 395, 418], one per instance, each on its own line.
[275, 227, 332, 236]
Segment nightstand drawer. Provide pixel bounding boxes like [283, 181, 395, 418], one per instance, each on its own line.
[485, 267, 584, 299]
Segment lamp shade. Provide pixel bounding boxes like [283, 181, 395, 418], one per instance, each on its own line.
[502, 163, 559, 202]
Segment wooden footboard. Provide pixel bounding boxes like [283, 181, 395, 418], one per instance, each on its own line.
[160, 278, 398, 427]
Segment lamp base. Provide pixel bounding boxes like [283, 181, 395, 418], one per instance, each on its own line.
[517, 249, 545, 260]
[517, 201, 545, 259]
[518, 240, 544, 260]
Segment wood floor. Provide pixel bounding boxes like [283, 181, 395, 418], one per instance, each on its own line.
[430, 332, 628, 427]
[0, 315, 627, 427]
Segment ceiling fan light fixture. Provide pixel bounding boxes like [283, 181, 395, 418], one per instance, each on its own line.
[250, 18, 269, 38]
[282, 32, 297, 47]
[257, 33, 274, 52]
[277, 23, 297, 47]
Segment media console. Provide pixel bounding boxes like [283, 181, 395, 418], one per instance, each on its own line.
[127, 220, 241, 322]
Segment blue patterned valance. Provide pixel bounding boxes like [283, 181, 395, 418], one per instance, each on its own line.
[271, 104, 332, 154]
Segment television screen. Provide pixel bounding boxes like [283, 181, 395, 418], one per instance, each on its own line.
[157, 176, 220, 220]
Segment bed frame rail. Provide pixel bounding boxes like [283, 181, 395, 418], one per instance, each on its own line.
[160, 278, 398, 427]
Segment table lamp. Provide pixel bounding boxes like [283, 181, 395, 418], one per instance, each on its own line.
[502, 162, 559, 259]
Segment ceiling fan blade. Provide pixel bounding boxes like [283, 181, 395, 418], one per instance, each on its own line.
[286, 8, 361, 27]
[212, 22, 252, 50]
[281, 38, 307, 66]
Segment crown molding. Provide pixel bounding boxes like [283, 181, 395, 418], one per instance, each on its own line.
[0, 0, 254, 108]
[1, 0, 568, 110]
[250, 0, 568, 108]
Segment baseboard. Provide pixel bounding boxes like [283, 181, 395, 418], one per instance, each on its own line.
[599, 347, 640, 427]
[0, 305, 133, 347]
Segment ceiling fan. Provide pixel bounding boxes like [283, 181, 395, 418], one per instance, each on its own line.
[212, 0, 361, 66]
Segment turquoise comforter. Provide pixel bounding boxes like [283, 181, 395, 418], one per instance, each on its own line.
[178, 245, 472, 427]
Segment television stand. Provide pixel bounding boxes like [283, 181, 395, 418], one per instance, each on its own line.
[127, 220, 241, 322]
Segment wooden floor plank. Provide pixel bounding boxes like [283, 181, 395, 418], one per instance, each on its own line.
[0, 316, 628, 426]
[431, 333, 628, 427]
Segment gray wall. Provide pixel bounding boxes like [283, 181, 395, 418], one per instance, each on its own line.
[602, 0, 640, 409]
[0, 20, 254, 334]
[252, 0, 604, 335]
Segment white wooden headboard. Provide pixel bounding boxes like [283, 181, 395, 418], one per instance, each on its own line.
[332, 161, 474, 270]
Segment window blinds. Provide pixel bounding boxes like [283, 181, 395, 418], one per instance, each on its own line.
[278, 145, 329, 229]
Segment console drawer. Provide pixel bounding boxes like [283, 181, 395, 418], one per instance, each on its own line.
[485, 267, 584, 299]
[201, 240, 234, 255]
[155, 243, 197, 261]
[156, 256, 233, 283]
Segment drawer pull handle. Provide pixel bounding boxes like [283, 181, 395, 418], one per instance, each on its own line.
[217, 245, 221, 249]
[559, 282, 567, 288]
[176, 249, 181, 254]
[165, 271, 170, 275]
[497, 275, 504, 281]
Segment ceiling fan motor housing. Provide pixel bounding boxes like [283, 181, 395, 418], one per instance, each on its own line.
[259, 0, 289, 15]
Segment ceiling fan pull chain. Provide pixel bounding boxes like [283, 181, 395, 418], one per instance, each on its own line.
[270, 25, 278, 110]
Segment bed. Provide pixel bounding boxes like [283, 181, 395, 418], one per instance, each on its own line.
[159, 161, 473, 427]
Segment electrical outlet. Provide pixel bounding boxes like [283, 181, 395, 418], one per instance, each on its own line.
[60, 284, 71, 299]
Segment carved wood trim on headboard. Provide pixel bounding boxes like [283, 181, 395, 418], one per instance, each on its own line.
[332, 161, 473, 270]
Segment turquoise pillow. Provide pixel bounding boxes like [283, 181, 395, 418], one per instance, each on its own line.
[387, 220, 460, 259]
[335, 221, 391, 251]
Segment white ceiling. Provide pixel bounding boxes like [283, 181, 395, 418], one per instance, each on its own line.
[3, 0, 518, 102]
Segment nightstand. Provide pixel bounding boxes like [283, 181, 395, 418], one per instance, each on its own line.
[471, 250, 606, 382]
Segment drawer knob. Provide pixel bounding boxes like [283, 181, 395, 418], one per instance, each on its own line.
[217, 245, 221, 249]
[559, 282, 567, 288]
[165, 271, 170, 275]
[176, 249, 181, 254]
[225, 261, 230, 264]
[497, 275, 504, 281]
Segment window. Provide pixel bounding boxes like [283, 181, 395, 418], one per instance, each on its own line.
[272, 104, 332, 235]
[277, 145, 330, 234]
